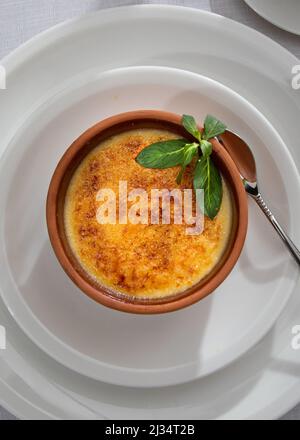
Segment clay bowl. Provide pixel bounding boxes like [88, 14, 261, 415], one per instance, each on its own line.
[46, 110, 248, 314]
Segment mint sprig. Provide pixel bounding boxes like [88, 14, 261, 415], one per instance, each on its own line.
[182, 114, 201, 142]
[176, 142, 198, 184]
[193, 155, 223, 219]
[135, 114, 227, 219]
[202, 115, 227, 140]
[135, 139, 187, 169]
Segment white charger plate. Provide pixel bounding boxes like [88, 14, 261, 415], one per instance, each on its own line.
[0, 5, 299, 418]
[245, 0, 300, 35]
[0, 65, 298, 388]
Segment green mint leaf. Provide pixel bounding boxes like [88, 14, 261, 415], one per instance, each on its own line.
[200, 139, 212, 157]
[203, 115, 226, 140]
[176, 142, 198, 184]
[182, 114, 201, 141]
[193, 155, 223, 219]
[135, 139, 187, 169]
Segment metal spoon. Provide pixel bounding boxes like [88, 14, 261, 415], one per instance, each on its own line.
[218, 130, 300, 265]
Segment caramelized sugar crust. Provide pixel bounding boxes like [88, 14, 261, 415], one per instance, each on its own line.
[64, 129, 232, 298]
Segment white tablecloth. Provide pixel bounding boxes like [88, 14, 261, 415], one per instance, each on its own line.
[0, 0, 299, 420]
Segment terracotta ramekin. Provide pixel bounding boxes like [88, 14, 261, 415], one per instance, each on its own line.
[46, 110, 248, 314]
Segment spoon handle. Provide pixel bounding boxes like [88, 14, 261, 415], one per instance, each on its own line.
[254, 193, 300, 265]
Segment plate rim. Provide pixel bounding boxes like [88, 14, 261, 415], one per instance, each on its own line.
[0, 65, 299, 388]
[1, 5, 299, 70]
[244, 0, 300, 36]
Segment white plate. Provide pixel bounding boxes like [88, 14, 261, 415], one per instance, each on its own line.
[245, 0, 300, 35]
[0, 65, 298, 388]
[1, 285, 300, 420]
[0, 5, 299, 418]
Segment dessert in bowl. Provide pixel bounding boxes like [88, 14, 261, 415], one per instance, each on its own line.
[46, 110, 248, 313]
